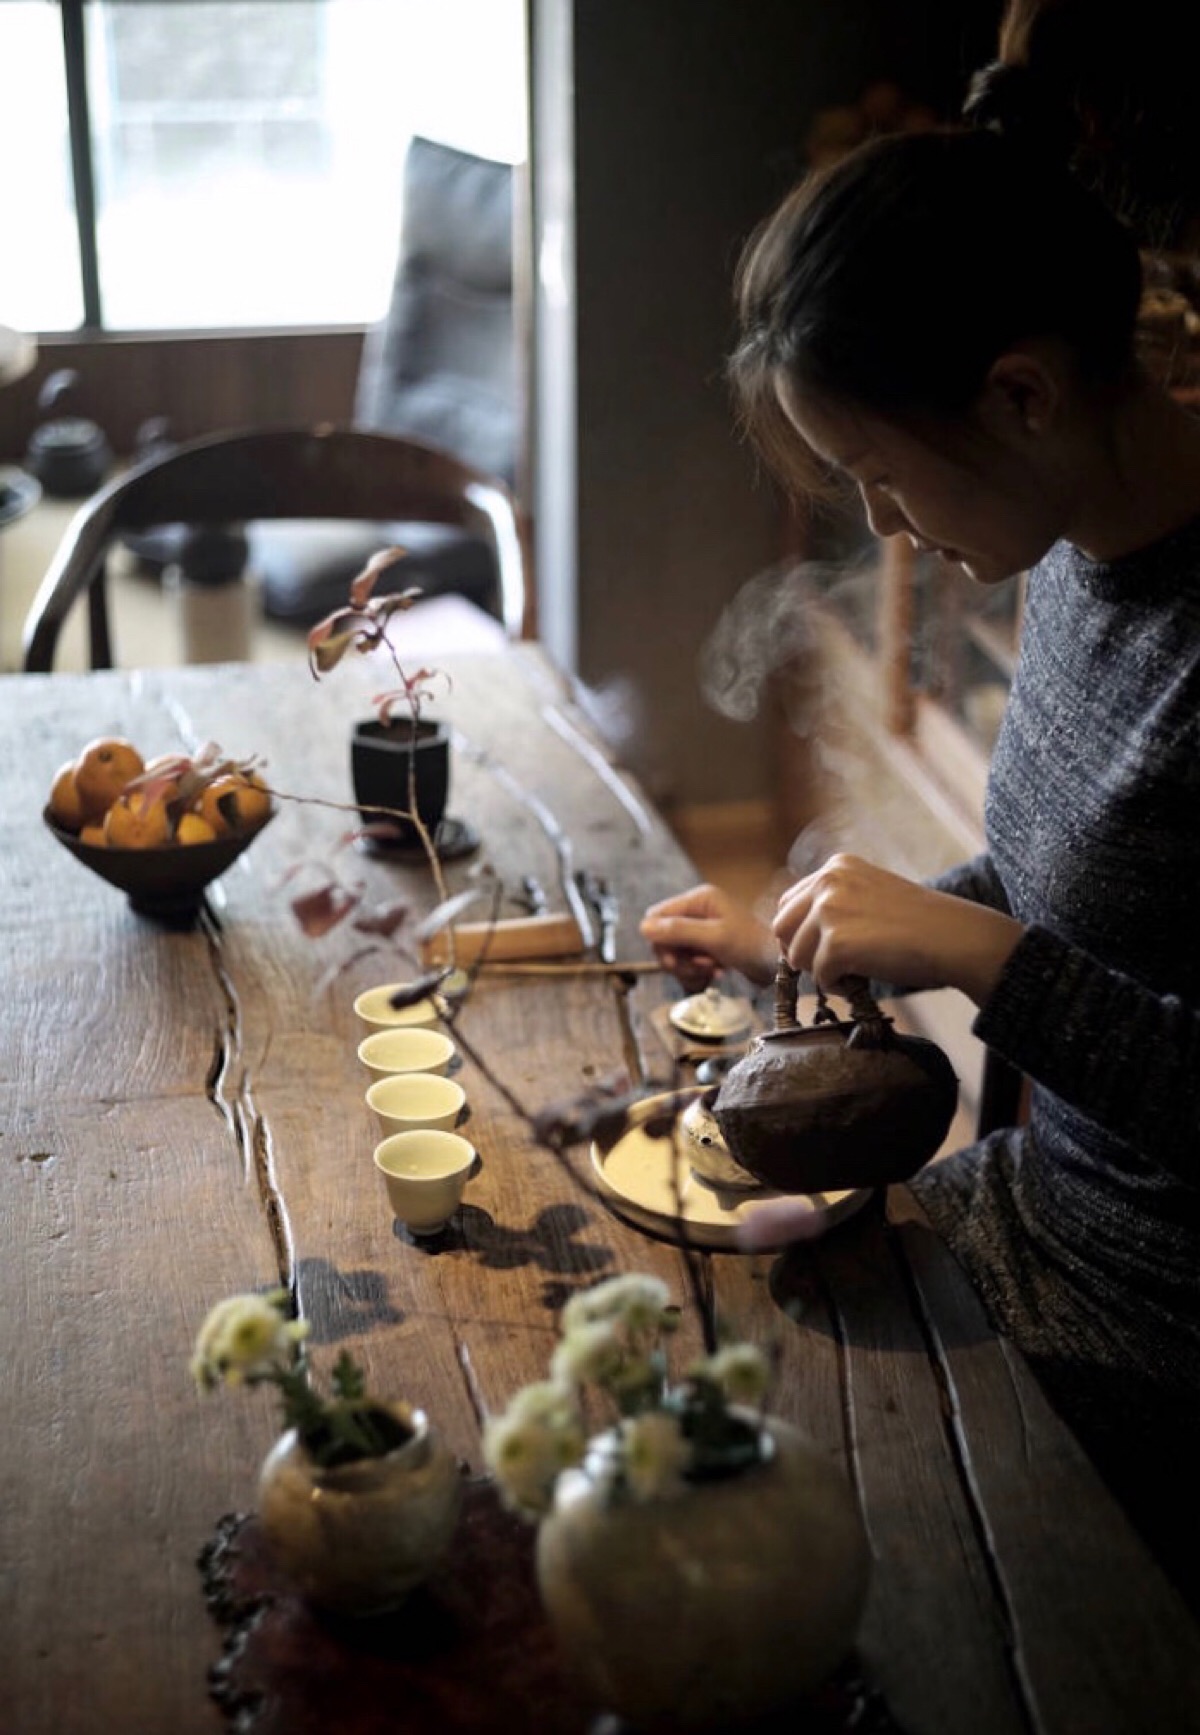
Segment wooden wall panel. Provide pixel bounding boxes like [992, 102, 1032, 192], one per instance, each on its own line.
[0, 329, 364, 462]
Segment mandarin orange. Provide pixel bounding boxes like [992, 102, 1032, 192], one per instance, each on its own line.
[175, 812, 218, 846]
[104, 791, 172, 849]
[48, 760, 85, 831]
[196, 772, 270, 835]
[74, 737, 145, 822]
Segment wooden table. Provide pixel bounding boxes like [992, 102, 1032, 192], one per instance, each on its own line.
[4, 648, 1200, 1735]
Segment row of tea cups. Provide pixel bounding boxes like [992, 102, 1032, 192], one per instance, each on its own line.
[354, 979, 476, 1237]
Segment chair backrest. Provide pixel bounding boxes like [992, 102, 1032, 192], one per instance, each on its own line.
[22, 424, 529, 672]
[354, 137, 517, 485]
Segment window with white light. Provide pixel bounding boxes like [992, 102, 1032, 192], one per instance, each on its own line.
[0, 0, 527, 334]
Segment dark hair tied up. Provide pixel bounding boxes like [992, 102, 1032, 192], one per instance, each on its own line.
[729, 128, 1143, 492]
[963, 59, 1072, 168]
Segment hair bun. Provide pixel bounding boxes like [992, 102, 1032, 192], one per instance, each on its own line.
[963, 59, 1073, 169]
[964, 60, 1034, 133]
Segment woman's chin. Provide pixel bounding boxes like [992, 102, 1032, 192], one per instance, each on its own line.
[951, 552, 1022, 586]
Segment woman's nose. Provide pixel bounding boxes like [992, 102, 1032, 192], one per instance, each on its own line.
[861, 487, 908, 540]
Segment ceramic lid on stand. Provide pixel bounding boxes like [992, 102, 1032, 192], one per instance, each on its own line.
[668, 986, 755, 1041]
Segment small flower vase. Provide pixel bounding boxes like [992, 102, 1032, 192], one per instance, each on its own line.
[350, 717, 450, 847]
[535, 1414, 870, 1732]
[257, 1402, 462, 1615]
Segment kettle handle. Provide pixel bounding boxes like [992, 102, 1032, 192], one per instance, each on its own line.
[772, 958, 889, 1035]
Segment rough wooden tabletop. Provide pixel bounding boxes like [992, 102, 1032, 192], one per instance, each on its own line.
[4, 651, 1199, 1735]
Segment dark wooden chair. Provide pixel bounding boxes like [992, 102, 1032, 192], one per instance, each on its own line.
[21, 424, 531, 673]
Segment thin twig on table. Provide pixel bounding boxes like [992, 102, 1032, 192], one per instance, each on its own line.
[468, 959, 664, 978]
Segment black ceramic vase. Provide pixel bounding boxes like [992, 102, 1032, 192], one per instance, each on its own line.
[350, 718, 450, 848]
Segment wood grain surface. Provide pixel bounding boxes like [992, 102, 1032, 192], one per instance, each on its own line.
[4, 649, 1200, 1735]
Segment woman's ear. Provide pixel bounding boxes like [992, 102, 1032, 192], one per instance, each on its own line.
[980, 349, 1061, 439]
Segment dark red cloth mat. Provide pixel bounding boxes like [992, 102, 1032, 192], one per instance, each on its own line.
[198, 1477, 905, 1734]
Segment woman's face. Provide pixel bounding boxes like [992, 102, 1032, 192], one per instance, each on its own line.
[776, 377, 1065, 585]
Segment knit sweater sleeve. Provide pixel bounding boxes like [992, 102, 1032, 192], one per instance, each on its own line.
[974, 925, 1200, 1179]
[927, 852, 1013, 915]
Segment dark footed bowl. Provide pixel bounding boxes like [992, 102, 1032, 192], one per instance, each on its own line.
[712, 1021, 959, 1194]
[43, 806, 274, 924]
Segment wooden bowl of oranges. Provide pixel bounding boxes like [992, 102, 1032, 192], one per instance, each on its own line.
[43, 737, 274, 921]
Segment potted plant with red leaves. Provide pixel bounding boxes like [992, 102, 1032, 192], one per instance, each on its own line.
[306, 548, 469, 859]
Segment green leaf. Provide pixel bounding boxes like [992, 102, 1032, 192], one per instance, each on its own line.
[331, 1350, 367, 1403]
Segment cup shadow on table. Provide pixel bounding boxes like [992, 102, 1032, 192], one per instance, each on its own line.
[294, 1255, 407, 1342]
[393, 1200, 615, 1313]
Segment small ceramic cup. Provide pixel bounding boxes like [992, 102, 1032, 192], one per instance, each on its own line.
[358, 1027, 456, 1080]
[353, 983, 444, 1033]
[367, 1072, 466, 1137]
[374, 1129, 477, 1236]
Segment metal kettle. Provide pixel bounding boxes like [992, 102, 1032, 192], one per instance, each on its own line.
[711, 962, 958, 1193]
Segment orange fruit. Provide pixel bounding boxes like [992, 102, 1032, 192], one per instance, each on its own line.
[79, 823, 107, 847]
[196, 772, 271, 835]
[104, 791, 172, 849]
[48, 760, 85, 831]
[232, 771, 272, 829]
[175, 812, 218, 846]
[74, 737, 145, 822]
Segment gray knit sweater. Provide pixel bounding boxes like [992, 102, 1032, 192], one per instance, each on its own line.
[910, 516, 1200, 1591]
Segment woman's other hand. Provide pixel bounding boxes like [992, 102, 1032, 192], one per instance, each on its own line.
[640, 883, 776, 991]
[772, 852, 1023, 1007]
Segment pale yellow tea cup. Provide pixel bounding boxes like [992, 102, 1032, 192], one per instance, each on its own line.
[374, 1129, 477, 1236]
[353, 983, 444, 1033]
[367, 1072, 466, 1137]
[357, 1027, 456, 1080]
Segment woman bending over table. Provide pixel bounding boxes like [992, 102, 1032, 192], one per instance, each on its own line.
[641, 122, 1200, 1603]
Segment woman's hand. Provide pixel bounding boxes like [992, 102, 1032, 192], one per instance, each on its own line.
[640, 883, 777, 991]
[773, 852, 1023, 1008]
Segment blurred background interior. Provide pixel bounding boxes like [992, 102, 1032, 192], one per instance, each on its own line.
[2, 0, 1062, 1123]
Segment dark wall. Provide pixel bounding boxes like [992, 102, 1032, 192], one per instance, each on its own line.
[0, 330, 363, 464]
[536, 0, 999, 807]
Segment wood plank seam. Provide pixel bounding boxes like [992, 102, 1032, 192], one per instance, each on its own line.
[886, 1210, 1038, 1735]
[541, 700, 658, 838]
[448, 726, 597, 948]
[201, 907, 298, 1302]
[455, 1340, 491, 1432]
[613, 972, 651, 1089]
[807, 1236, 872, 1536]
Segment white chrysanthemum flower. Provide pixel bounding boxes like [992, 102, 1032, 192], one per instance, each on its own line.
[561, 1274, 671, 1337]
[604, 1353, 657, 1403]
[550, 1319, 625, 1388]
[621, 1410, 692, 1502]
[190, 1292, 308, 1388]
[699, 1342, 771, 1405]
[483, 1408, 583, 1518]
[506, 1379, 580, 1428]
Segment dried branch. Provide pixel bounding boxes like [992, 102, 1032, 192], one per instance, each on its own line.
[298, 548, 723, 1352]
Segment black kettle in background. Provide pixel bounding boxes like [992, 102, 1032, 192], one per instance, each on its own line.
[24, 369, 113, 498]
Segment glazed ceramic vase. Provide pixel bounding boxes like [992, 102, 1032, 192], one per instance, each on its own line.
[535, 1414, 870, 1732]
[257, 1402, 462, 1615]
[350, 717, 450, 846]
